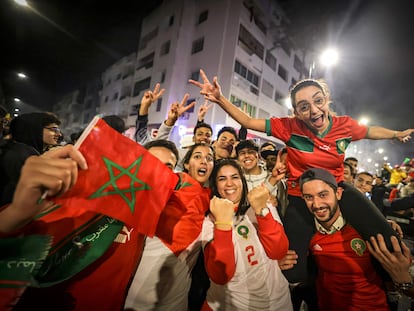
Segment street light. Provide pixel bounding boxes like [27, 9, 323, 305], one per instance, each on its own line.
[17, 72, 28, 79]
[309, 48, 339, 78]
[14, 0, 28, 6]
[319, 49, 339, 67]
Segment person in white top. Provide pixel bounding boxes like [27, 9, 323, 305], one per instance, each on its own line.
[201, 159, 292, 310]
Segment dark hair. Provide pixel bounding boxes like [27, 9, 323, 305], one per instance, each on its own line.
[182, 143, 215, 173]
[209, 159, 249, 216]
[356, 171, 373, 179]
[290, 79, 330, 108]
[42, 112, 61, 127]
[217, 126, 237, 141]
[343, 161, 355, 178]
[235, 139, 259, 155]
[102, 115, 125, 134]
[143, 139, 179, 164]
[345, 157, 358, 163]
[193, 122, 213, 136]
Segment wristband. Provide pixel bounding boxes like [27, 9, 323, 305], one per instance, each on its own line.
[393, 131, 397, 139]
[214, 221, 233, 226]
[394, 279, 414, 291]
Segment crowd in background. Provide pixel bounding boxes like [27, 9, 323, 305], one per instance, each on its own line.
[1, 73, 414, 311]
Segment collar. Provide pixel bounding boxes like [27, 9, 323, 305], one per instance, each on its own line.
[315, 213, 346, 234]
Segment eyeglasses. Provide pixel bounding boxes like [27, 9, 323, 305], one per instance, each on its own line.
[295, 96, 327, 114]
[44, 126, 61, 134]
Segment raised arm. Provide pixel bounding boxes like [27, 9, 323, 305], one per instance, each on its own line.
[135, 83, 165, 144]
[189, 69, 266, 132]
[367, 126, 414, 143]
[248, 185, 289, 259]
[204, 196, 236, 285]
[156, 93, 196, 141]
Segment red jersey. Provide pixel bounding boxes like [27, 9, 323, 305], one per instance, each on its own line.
[310, 225, 389, 311]
[266, 115, 367, 196]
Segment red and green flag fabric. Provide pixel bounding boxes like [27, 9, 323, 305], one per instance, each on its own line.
[1, 116, 185, 310]
[156, 173, 211, 256]
[51, 117, 179, 234]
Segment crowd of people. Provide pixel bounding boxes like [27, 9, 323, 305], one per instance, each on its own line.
[1, 72, 414, 311]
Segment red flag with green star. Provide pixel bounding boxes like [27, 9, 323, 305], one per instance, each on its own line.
[51, 117, 179, 236]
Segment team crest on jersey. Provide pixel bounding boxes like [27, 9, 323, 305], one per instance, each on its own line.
[350, 238, 366, 256]
[237, 225, 249, 239]
[336, 138, 351, 154]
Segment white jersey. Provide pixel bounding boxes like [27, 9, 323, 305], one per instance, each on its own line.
[124, 235, 201, 310]
[201, 214, 292, 311]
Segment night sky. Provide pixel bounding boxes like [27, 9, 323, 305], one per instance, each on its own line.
[1, 0, 413, 163]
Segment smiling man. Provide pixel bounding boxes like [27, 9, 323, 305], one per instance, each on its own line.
[299, 168, 390, 311]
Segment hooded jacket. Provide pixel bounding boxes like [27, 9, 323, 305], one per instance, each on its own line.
[0, 113, 48, 205]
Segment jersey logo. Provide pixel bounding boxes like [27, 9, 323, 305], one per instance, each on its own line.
[114, 226, 134, 244]
[336, 138, 351, 154]
[237, 225, 249, 239]
[350, 238, 366, 256]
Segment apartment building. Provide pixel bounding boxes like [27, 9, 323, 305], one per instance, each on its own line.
[101, 0, 307, 147]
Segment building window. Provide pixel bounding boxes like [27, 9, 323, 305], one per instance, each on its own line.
[138, 27, 159, 51]
[104, 96, 109, 103]
[234, 60, 259, 87]
[278, 64, 288, 82]
[115, 73, 121, 80]
[261, 79, 274, 98]
[275, 90, 285, 104]
[265, 50, 277, 71]
[156, 98, 162, 112]
[293, 54, 304, 74]
[190, 70, 200, 81]
[230, 94, 256, 117]
[160, 41, 170, 56]
[133, 77, 151, 97]
[136, 52, 155, 70]
[112, 92, 119, 100]
[191, 37, 204, 54]
[161, 70, 166, 83]
[198, 10, 208, 24]
[169, 15, 174, 26]
[280, 39, 291, 57]
[238, 24, 264, 59]
[291, 78, 297, 87]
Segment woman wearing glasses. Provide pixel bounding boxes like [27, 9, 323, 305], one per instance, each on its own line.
[190, 70, 414, 310]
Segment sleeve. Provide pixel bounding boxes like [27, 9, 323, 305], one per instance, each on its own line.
[204, 228, 236, 285]
[134, 114, 152, 144]
[347, 116, 368, 140]
[265, 118, 292, 142]
[155, 121, 174, 141]
[256, 213, 289, 260]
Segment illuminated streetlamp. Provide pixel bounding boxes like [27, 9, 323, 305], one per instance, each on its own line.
[14, 0, 28, 6]
[17, 72, 28, 79]
[309, 48, 339, 78]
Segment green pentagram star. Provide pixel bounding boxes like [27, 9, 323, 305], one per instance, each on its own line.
[89, 156, 151, 213]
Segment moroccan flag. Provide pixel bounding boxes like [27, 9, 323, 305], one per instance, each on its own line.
[50, 116, 179, 236]
[156, 172, 211, 256]
[15, 116, 179, 287]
